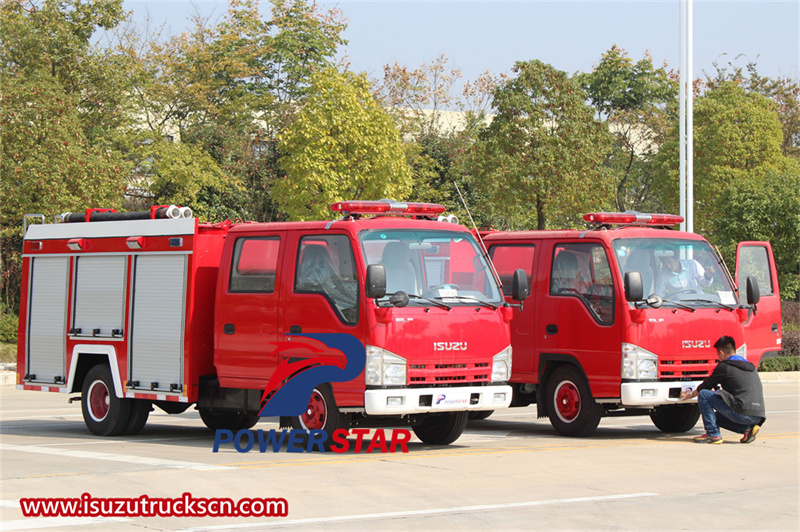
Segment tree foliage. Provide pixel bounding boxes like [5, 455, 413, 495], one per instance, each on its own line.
[580, 46, 677, 212]
[469, 60, 613, 230]
[275, 68, 412, 220]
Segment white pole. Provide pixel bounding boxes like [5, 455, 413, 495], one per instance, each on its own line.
[686, 0, 694, 234]
[679, 0, 686, 232]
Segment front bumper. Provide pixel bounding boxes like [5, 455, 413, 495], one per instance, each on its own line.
[621, 380, 704, 406]
[365, 384, 512, 415]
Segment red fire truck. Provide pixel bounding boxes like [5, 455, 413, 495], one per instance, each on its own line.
[479, 212, 782, 436]
[16, 201, 527, 444]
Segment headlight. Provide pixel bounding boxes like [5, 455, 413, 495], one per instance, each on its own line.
[365, 345, 407, 386]
[621, 343, 658, 380]
[492, 346, 512, 382]
[736, 343, 747, 360]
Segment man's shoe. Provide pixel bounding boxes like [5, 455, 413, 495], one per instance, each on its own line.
[741, 424, 760, 444]
[693, 434, 723, 444]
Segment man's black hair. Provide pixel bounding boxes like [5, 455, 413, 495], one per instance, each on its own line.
[713, 335, 736, 354]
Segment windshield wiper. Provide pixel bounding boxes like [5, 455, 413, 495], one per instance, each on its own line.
[660, 298, 695, 312]
[408, 293, 452, 310]
[681, 298, 737, 311]
[433, 295, 498, 310]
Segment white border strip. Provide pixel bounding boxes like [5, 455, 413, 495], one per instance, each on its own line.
[25, 218, 196, 240]
[181, 492, 659, 531]
[2, 516, 132, 531]
[0, 444, 233, 471]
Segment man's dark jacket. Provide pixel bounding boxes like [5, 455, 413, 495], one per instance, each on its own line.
[697, 358, 766, 420]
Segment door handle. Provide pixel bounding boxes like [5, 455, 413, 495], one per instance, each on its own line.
[289, 325, 302, 333]
[546, 324, 558, 335]
[224, 323, 235, 335]
[772, 323, 778, 333]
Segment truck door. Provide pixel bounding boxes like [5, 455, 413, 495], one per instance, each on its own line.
[215, 232, 285, 387]
[536, 242, 620, 398]
[735, 241, 782, 364]
[280, 233, 364, 406]
[488, 243, 537, 380]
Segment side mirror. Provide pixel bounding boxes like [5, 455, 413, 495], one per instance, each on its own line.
[511, 269, 529, 301]
[366, 264, 387, 299]
[624, 271, 644, 302]
[746, 276, 760, 306]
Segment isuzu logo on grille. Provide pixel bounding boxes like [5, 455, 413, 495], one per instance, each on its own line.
[682, 340, 711, 349]
[433, 341, 468, 351]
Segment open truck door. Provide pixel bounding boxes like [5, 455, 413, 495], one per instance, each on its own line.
[735, 241, 783, 365]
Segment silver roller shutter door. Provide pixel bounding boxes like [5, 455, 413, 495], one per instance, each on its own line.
[130, 254, 187, 391]
[73, 256, 126, 337]
[27, 257, 69, 383]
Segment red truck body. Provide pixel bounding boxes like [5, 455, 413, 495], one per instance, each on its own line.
[16, 203, 517, 444]
[481, 212, 782, 436]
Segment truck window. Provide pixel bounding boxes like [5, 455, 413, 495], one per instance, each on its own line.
[550, 243, 614, 324]
[737, 245, 774, 296]
[229, 237, 280, 293]
[489, 245, 534, 296]
[295, 235, 358, 324]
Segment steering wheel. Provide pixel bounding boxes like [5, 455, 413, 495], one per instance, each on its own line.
[667, 288, 697, 298]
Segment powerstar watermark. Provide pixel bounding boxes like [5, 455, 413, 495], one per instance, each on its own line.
[212, 333, 410, 453]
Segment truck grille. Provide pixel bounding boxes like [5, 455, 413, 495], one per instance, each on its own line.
[408, 362, 490, 384]
[659, 358, 715, 379]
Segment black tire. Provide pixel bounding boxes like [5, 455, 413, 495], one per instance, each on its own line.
[198, 409, 256, 431]
[239, 413, 260, 430]
[81, 365, 132, 436]
[546, 365, 602, 437]
[468, 410, 494, 420]
[650, 404, 700, 433]
[413, 411, 469, 445]
[289, 385, 347, 450]
[121, 400, 152, 436]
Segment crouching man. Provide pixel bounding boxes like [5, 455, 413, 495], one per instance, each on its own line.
[680, 335, 766, 444]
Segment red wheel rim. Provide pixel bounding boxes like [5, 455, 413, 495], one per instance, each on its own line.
[87, 380, 110, 422]
[554, 380, 580, 423]
[300, 390, 327, 430]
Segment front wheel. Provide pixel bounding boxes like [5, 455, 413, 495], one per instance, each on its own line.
[81, 365, 131, 436]
[546, 365, 602, 437]
[413, 411, 469, 445]
[650, 404, 700, 433]
[290, 385, 347, 450]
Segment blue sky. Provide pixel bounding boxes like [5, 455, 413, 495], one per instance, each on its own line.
[121, 1, 799, 85]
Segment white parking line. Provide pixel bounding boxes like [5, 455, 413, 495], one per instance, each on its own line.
[0, 443, 233, 471]
[1, 516, 132, 530]
[180, 492, 659, 531]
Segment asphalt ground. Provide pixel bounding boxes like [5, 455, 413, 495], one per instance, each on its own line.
[1, 377, 798, 531]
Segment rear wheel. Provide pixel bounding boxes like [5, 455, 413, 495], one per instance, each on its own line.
[413, 411, 469, 445]
[546, 365, 602, 437]
[650, 404, 700, 433]
[121, 400, 152, 435]
[81, 365, 131, 436]
[199, 409, 258, 431]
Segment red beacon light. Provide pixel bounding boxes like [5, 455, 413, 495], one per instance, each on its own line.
[583, 212, 684, 227]
[331, 200, 446, 217]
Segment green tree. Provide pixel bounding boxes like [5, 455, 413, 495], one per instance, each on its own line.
[275, 68, 412, 220]
[469, 60, 613, 230]
[580, 46, 677, 212]
[0, 1, 132, 311]
[711, 171, 800, 299]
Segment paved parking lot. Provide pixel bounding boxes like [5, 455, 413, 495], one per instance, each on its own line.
[1, 377, 798, 531]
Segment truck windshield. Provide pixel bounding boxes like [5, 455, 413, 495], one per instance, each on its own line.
[360, 230, 503, 307]
[612, 238, 738, 307]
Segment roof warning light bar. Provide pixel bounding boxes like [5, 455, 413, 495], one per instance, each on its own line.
[583, 212, 684, 227]
[331, 200, 446, 217]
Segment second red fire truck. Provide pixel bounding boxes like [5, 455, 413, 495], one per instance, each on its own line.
[480, 212, 782, 436]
